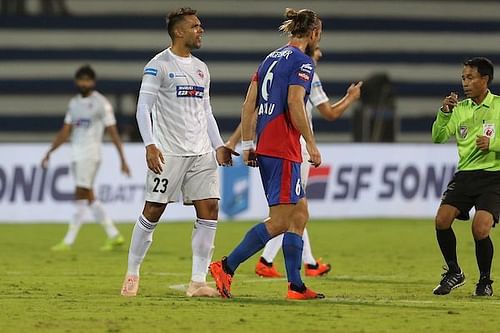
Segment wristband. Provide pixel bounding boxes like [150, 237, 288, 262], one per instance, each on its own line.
[241, 140, 255, 150]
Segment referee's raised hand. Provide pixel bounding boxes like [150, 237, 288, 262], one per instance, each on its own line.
[145, 144, 164, 174]
[441, 92, 459, 113]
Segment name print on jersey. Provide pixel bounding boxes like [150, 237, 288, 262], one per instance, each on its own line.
[176, 85, 205, 99]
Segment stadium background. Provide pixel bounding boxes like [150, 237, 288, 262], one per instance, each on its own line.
[2, 2, 500, 333]
[2, 0, 500, 222]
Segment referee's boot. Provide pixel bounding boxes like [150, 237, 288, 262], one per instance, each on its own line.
[473, 277, 493, 296]
[433, 266, 465, 295]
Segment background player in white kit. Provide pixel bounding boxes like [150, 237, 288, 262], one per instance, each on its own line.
[226, 46, 363, 278]
[120, 7, 237, 298]
[41, 65, 131, 251]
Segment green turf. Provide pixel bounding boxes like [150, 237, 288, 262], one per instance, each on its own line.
[1, 219, 500, 333]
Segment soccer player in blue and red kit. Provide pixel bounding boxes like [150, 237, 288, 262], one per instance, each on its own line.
[210, 8, 324, 300]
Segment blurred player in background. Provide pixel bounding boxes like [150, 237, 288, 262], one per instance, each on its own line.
[226, 46, 362, 278]
[210, 8, 325, 300]
[432, 57, 498, 296]
[41, 64, 131, 251]
[120, 7, 237, 298]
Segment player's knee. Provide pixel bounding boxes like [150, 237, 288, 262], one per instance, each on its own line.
[472, 221, 492, 240]
[435, 213, 453, 230]
[142, 202, 166, 222]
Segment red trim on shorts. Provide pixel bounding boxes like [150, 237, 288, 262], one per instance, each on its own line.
[280, 160, 292, 204]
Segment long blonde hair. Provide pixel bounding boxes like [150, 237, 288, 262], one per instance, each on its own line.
[279, 8, 320, 38]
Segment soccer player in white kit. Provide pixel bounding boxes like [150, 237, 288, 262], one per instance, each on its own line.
[226, 46, 363, 278]
[41, 65, 131, 251]
[120, 7, 237, 298]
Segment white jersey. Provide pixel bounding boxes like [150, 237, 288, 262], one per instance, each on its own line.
[139, 48, 213, 156]
[301, 72, 329, 157]
[64, 91, 116, 161]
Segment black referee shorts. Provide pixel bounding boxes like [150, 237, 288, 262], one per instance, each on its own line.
[441, 170, 500, 224]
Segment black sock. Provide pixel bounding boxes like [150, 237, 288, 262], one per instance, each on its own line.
[436, 228, 460, 273]
[222, 257, 234, 276]
[475, 236, 494, 280]
[290, 283, 306, 293]
[259, 256, 273, 267]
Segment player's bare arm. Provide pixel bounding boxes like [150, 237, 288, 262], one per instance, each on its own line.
[441, 92, 459, 113]
[318, 81, 363, 121]
[41, 123, 72, 168]
[288, 85, 321, 167]
[106, 125, 131, 176]
[241, 80, 259, 167]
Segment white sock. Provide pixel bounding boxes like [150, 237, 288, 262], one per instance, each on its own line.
[262, 233, 283, 263]
[90, 200, 120, 239]
[127, 215, 158, 276]
[63, 199, 87, 245]
[301, 228, 317, 265]
[191, 218, 217, 283]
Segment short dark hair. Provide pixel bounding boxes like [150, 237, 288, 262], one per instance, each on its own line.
[75, 64, 96, 80]
[464, 57, 494, 84]
[166, 7, 197, 39]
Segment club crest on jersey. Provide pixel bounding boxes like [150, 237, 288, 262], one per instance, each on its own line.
[176, 85, 204, 98]
[459, 125, 468, 138]
[196, 69, 205, 79]
[483, 123, 495, 138]
[144, 67, 158, 76]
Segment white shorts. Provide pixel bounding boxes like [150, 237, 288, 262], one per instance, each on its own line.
[145, 152, 220, 204]
[71, 159, 100, 189]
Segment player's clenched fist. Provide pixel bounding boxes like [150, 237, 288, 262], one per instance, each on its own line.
[243, 148, 258, 168]
[146, 144, 164, 174]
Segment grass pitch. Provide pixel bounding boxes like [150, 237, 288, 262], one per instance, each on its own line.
[2, 219, 500, 333]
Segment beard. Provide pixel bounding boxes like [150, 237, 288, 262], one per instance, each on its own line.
[77, 86, 93, 96]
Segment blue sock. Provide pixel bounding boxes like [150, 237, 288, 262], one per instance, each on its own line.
[283, 232, 304, 289]
[226, 223, 271, 273]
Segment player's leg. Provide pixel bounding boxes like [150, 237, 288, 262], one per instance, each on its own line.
[122, 156, 185, 296]
[181, 153, 221, 297]
[187, 198, 220, 297]
[121, 201, 166, 296]
[52, 186, 90, 250]
[471, 210, 495, 296]
[433, 204, 465, 295]
[86, 160, 122, 249]
[298, 159, 331, 276]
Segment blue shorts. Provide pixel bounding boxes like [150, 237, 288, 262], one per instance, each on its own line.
[257, 155, 304, 206]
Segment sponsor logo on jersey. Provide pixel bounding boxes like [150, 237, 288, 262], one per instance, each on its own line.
[196, 69, 205, 79]
[312, 80, 322, 87]
[168, 72, 187, 79]
[300, 63, 313, 74]
[298, 72, 310, 81]
[73, 118, 91, 128]
[144, 67, 158, 76]
[176, 85, 204, 98]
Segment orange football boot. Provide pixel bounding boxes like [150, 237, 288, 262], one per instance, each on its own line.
[304, 258, 331, 277]
[255, 257, 283, 278]
[209, 259, 233, 298]
[286, 283, 325, 300]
